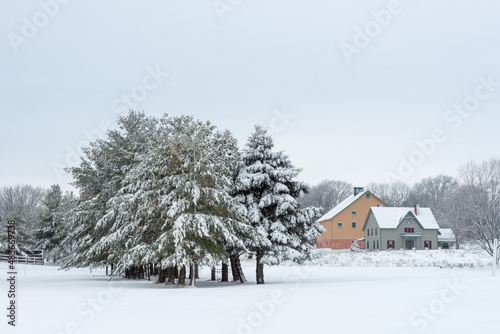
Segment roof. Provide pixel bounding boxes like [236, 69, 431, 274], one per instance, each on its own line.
[316, 190, 369, 223]
[366, 207, 440, 230]
[438, 228, 455, 241]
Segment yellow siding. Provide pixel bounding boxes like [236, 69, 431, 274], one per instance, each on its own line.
[317, 192, 386, 247]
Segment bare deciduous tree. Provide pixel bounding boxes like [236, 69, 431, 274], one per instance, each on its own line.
[457, 158, 500, 261]
[408, 174, 459, 226]
[0, 185, 46, 250]
[366, 181, 410, 207]
[298, 179, 352, 215]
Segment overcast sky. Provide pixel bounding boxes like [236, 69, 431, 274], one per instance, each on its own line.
[1, 0, 499, 192]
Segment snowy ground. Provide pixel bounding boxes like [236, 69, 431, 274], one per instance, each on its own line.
[1, 250, 499, 334]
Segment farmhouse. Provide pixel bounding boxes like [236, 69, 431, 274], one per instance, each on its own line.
[363, 206, 439, 250]
[316, 187, 387, 249]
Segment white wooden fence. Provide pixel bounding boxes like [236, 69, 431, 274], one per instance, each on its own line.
[0, 250, 44, 265]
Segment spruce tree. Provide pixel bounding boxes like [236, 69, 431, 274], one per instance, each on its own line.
[236, 125, 324, 284]
[33, 185, 67, 262]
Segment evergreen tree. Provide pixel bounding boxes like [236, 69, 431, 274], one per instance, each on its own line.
[235, 125, 324, 284]
[34, 185, 63, 261]
[61, 111, 158, 270]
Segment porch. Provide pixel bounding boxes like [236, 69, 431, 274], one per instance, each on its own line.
[401, 232, 421, 250]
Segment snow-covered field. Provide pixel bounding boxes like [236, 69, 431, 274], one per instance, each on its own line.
[1, 249, 499, 334]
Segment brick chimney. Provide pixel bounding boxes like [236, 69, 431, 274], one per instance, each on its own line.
[414, 204, 420, 215]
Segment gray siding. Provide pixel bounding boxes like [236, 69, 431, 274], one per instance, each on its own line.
[364, 212, 382, 251]
[381, 217, 438, 250]
[365, 211, 439, 251]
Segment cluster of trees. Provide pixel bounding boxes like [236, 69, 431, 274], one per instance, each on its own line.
[0, 184, 75, 260]
[300, 160, 500, 259]
[57, 111, 323, 286]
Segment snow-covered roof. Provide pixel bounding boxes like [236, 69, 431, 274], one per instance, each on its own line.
[438, 228, 455, 241]
[316, 190, 369, 223]
[368, 207, 440, 230]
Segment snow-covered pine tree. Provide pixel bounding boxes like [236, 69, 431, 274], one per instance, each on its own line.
[61, 111, 158, 271]
[235, 125, 324, 284]
[33, 184, 65, 262]
[156, 118, 257, 286]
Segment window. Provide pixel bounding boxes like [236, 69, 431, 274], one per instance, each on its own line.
[352, 211, 356, 217]
[366, 193, 370, 199]
[375, 228, 377, 236]
[371, 228, 374, 236]
[352, 221, 356, 229]
[367, 229, 370, 236]
[404, 227, 415, 233]
[367, 241, 369, 249]
[424, 240, 432, 249]
[338, 222, 342, 229]
[387, 240, 395, 249]
[377, 240, 379, 249]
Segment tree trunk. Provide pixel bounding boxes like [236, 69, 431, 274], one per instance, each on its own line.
[111, 263, 114, 275]
[139, 266, 145, 279]
[188, 264, 195, 286]
[157, 268, 167, 283]
[230, 255, 240, 282]
[130, 266, 135, 279]
[222, 262, 229, 282]
[235, 254, 247, 283]
[195, 264, 199, 279]
[177, 266, 186, 286]
[166, 267, 175, 285]
[256, 250, 265, 284]
[106, 265, 109, 276]
[129, 266, 136, 279]
[211, 267, 216, 281]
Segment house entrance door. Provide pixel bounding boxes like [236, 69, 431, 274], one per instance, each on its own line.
[406, 239, 414, 250]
